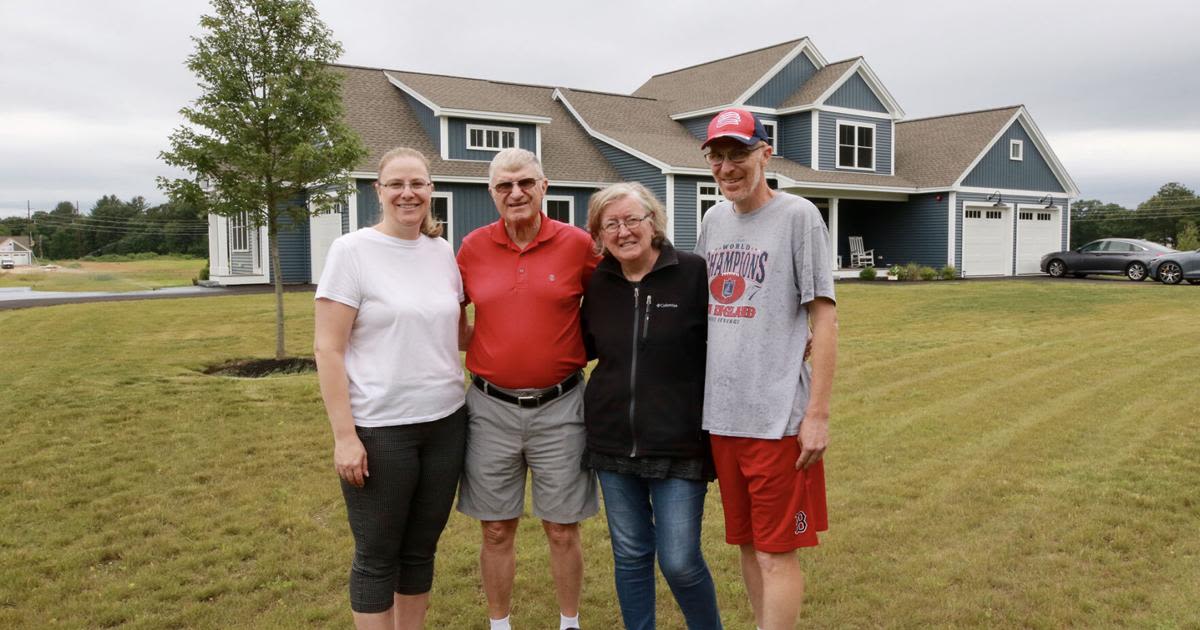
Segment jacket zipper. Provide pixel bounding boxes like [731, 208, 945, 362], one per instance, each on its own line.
[628, 284, 640, 458]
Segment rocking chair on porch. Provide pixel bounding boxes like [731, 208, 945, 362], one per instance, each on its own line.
[849, 236, 875, 268]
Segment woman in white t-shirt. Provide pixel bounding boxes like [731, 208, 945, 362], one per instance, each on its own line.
[314, 147, 468, 629]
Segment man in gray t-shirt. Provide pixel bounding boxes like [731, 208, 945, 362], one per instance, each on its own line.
[695, 108, 838, 629]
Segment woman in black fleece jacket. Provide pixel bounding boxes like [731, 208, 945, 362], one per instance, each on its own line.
[580, 182, 722, 630]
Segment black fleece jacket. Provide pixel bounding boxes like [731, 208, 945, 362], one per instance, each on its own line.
[581, 242, 709, 459]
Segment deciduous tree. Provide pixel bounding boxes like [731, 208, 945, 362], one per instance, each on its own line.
[159, 0, 364, 359]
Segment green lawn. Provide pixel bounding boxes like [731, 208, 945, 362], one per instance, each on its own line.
[0, 257, 204, 292]
[1, 280, 1197, 628]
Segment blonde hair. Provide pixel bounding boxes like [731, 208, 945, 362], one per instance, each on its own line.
[376, 147, 441, 238]
[585, 182, 668, 256]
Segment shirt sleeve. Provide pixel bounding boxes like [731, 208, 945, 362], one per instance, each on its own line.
[795, 217, 836, 307]
[314, 238, 361, 309]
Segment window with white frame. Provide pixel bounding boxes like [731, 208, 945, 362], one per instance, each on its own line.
[698, 183, 724, 221]
[1019, 211, 1033, 220]
[431, 193, 451, 241]
[836, 121, 875, 170]
[467, 124, 518, 151]
[230, 212, 250, 252]
[965, 209, 982, 219]
[1037, 212, 1052, 221]
[1010, 139, 1024, 161]
[760, 120, 778, 152]
[543, 195, 573, 224]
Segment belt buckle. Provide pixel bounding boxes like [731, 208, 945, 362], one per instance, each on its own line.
[517, 394, 540, 408]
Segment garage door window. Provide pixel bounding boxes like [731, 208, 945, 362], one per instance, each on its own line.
[986, 210, 1003, 219]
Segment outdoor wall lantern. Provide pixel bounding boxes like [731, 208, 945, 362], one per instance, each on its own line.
[1039, 194, 1059, 210]
[986, 191, 1005, 207]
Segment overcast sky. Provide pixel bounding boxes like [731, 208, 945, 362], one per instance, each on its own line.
[2, 0, 1198, 218]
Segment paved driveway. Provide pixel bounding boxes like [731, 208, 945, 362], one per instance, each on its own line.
[0, 284, 314, 310]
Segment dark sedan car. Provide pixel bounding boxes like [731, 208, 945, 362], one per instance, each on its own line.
[1148, 249, 1200, 285]
[1040, 238, 1176, 281]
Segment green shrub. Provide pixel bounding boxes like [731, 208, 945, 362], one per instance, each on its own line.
[919, 266, 937, 281]
[902, 262, 921, 281]
[199, 261, 210, 281]
[940, 265, 958, 280]
[888, 264, 901, 278]
[858, 266, 877, 281]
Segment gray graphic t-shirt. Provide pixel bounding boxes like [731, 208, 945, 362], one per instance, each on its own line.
[695, 191, 835, 439]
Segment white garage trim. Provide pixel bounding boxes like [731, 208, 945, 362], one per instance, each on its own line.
[962, 202, 1013, 277]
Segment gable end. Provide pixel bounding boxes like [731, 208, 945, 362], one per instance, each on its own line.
[826, 72, 887, 113]
[961, 119, 1065, 193]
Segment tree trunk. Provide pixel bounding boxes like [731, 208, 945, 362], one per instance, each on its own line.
[269, 218, 286, 360]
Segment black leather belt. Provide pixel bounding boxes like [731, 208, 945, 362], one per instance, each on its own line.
[472, 373, 580, 409]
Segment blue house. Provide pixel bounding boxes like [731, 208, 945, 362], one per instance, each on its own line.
[205, 37, 1078, 284]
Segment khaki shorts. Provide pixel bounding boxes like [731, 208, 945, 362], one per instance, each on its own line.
[457, 381, 598, 524]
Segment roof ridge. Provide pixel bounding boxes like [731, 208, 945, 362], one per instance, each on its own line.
[823, 56, 862, 66]
[333, 63, 557, 91]
[899, 105, 1023, 125]
[646, 37, 808, 79]
[559, 87, 658, 101]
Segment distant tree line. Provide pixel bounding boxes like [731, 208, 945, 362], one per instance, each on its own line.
[1071, 182, 1200, 250]
[0, 195, 209, 260]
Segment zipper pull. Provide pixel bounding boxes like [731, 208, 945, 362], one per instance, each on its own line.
[643, 294, 652, 339]
[633, 285, 639, 309]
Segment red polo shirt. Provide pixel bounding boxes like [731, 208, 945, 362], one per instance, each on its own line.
[458, 216, 599, 389]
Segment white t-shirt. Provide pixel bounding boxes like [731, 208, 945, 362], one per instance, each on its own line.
[315, 228, 465, 427]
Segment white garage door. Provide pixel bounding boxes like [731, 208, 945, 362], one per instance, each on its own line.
[1016, 208, 1061, 274]
[962, 206, 1012, 276]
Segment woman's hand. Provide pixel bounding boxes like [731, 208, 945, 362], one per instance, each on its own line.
[334, 435, 369, 488]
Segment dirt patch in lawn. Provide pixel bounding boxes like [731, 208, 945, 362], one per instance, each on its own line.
[202, 357, 317, 378]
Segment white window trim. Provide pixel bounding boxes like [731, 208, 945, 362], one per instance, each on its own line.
[230, 211, 250, 252]
[1010, 139, 1024, 161]
[466, 123, 519, 151]
[696, 182, 725, 229]
[760, 120, 779, 152]
[836, 120, 876, 171]
[431, 191, 453, 243]
[543, 195, 575, 225]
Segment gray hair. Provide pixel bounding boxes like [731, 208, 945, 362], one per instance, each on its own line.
[488, 147, 545, 182]
[586, 182, 668, 256]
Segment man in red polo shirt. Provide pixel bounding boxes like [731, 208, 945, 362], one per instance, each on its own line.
[456, 148, 599, 630]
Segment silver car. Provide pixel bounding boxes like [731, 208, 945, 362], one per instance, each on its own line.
[1040, 238, 1175, 281]
[1148, 249, 1200, 285]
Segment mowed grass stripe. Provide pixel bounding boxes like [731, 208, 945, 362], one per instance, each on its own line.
[2, 281, 1199, 628]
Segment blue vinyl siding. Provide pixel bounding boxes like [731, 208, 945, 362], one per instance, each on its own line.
[961, 120, 1066, 193]
[403, 93, 440, 147]
[429, 182, 493, 251]
[592, 140, 667, 202]
[826, 73, 887, 113]
[681, 116, 709, 141]
[545, 186, 597, 230]
[269, 206, 311, 284]
[672, 175, 714, 251]
[819, 112, 892, 175]
[745, 52, 819, 108]
[838, 195, 947, 269]
[448, 119, 536, 161]
[779, 111, 811, 166]
[341, 203, 350, 234]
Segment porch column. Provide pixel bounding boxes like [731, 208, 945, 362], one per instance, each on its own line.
[829, 197, 840, 269]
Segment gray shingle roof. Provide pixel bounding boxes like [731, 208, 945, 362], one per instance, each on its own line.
[778, 59, 857, 109]
[335, 65, 619, 183]
[632, 39, 804, 114]
[895, 106, 1021, 188]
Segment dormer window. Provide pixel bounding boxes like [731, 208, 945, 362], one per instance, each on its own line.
[761, 120, 778, 152]
[1009, 139, 1023, 161]
[467, 124, 518, 151]
[836, 121, 875, 170]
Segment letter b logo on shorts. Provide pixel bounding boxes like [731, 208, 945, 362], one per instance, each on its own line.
[794, 511, 808, 535]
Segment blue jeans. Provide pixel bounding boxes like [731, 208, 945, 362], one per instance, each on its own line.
[597, 471, 722, 630]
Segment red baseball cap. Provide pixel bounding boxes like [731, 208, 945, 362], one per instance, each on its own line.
[702, 108, 770, 149]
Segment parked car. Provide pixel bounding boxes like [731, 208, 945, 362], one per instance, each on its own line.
[1148, 249, 1200, 285]
[1040, 238, 1176, 281]
[1, 259, 14, 269]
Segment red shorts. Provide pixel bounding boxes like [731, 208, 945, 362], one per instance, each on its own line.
[710, 434, 828, 552]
